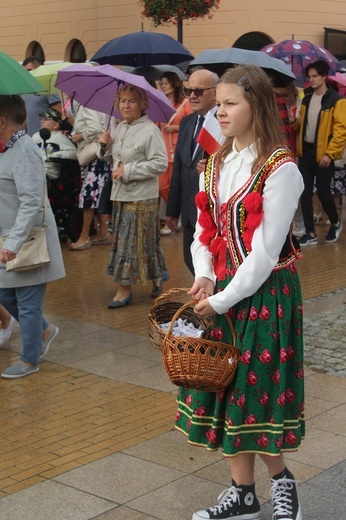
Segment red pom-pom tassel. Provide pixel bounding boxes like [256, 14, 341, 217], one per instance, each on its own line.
[243, 192, 263, 212]
[242, 192, 264, 251]
[199, 211, 216, 231]
[245, 213, 263, 231]
[195, 191, 209, 211]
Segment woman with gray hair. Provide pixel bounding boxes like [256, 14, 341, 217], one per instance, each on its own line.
[99, 85, 169, 308]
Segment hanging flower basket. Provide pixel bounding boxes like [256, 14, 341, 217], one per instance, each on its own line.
[140, 0, 220, 27]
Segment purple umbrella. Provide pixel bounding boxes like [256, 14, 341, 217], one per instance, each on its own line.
[55, 64, 176, 123]
[260, 39, 340, 83]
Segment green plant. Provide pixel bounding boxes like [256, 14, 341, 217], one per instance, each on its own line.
[140, 0, 220, 27]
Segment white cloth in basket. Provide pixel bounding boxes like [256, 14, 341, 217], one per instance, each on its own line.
[160, 318, 204, 338]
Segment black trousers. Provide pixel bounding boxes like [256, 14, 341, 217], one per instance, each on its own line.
[298, 143, 339, 234]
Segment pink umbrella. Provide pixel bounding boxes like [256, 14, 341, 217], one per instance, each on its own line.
[328, 72, 346, 96]
[55, 64, 176, 122]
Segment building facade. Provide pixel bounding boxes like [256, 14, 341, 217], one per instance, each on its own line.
[1, 0, 346, 63]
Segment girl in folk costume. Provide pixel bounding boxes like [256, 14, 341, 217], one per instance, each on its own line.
[176, 65, 305, 520]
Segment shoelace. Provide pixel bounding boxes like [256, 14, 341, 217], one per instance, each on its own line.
[208, 486, 240, 514]
[271, 477, 296, 517]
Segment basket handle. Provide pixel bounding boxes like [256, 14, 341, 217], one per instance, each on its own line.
[151, 287, 193, 310]
[165, 300, 237, 346]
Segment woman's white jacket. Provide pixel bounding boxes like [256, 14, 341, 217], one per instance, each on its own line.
[102, 115, 168, 202]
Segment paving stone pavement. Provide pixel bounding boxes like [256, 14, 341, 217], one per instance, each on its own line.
[0, 287, 345, 519]
[303, 288, 346, 377]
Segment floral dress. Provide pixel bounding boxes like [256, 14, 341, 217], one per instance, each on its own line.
[78, 159, 110, 210]
[175, 148, 305, 457]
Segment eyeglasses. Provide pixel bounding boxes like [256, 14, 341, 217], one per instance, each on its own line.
[183, 87, 215, 97]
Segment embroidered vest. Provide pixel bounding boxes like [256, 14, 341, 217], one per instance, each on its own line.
[201, 148, 302, 277]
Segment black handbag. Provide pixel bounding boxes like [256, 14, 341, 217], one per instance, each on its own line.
[98, 175, 113, 215]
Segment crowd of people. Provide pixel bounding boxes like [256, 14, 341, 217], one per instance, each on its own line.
[0, 52, 346, 520]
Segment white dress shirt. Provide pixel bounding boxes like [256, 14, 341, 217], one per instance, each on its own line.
[191, 142, 304, 315]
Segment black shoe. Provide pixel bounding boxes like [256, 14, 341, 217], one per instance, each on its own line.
[271, 468, 302, 520]
[299, 233, 317, 246]
[150, 271, 170, 298]
[192, 480, 261, 519]
[325, 220, 343, 243]
[107, 293, 132, 308]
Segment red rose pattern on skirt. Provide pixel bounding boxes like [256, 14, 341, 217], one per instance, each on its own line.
[175, 259, 305, 457]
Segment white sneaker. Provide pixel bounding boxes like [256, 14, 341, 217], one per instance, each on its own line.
[0, 315, 16, 346]
[292, 226, 305, 238]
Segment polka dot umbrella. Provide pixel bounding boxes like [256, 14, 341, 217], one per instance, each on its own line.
[260, 39, 340, 83]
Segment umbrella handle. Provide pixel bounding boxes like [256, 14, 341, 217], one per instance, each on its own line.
[106, 105, 114, 132]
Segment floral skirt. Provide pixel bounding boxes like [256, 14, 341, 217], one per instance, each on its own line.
[332, 168, 346, 196]
[107, 198, 167, 286]
[175, 261, 305, 457]
[78, 159, 110, 209]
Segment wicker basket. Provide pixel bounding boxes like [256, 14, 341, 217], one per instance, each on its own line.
[148, 287, 212, 351]
[162, 301, 240, 392]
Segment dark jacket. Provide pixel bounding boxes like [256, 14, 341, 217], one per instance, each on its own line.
[166, 113, 204, 228]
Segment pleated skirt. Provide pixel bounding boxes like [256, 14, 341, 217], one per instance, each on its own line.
[107, 198, 167, 286]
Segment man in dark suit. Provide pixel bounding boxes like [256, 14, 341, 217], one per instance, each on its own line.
[166, 69, 218, 274]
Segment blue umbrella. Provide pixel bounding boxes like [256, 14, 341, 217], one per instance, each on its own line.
[91, 31, 194, 67]
[122, 64, 187, 82]
[188, 48, 296, 86]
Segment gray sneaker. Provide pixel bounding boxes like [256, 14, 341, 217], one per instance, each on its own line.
[1, 362, 39, 379]
[41, 324, 59, 358]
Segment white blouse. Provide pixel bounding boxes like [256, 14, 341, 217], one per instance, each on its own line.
[191, 143, 304, 315]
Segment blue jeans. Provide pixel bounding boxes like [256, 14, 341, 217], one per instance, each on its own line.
[0, 283, 48, 364]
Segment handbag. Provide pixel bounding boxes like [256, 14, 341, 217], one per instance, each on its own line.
[98, 174, 113, 215]
[77, 141, 99, 166]
[0, 198, 50, 272]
